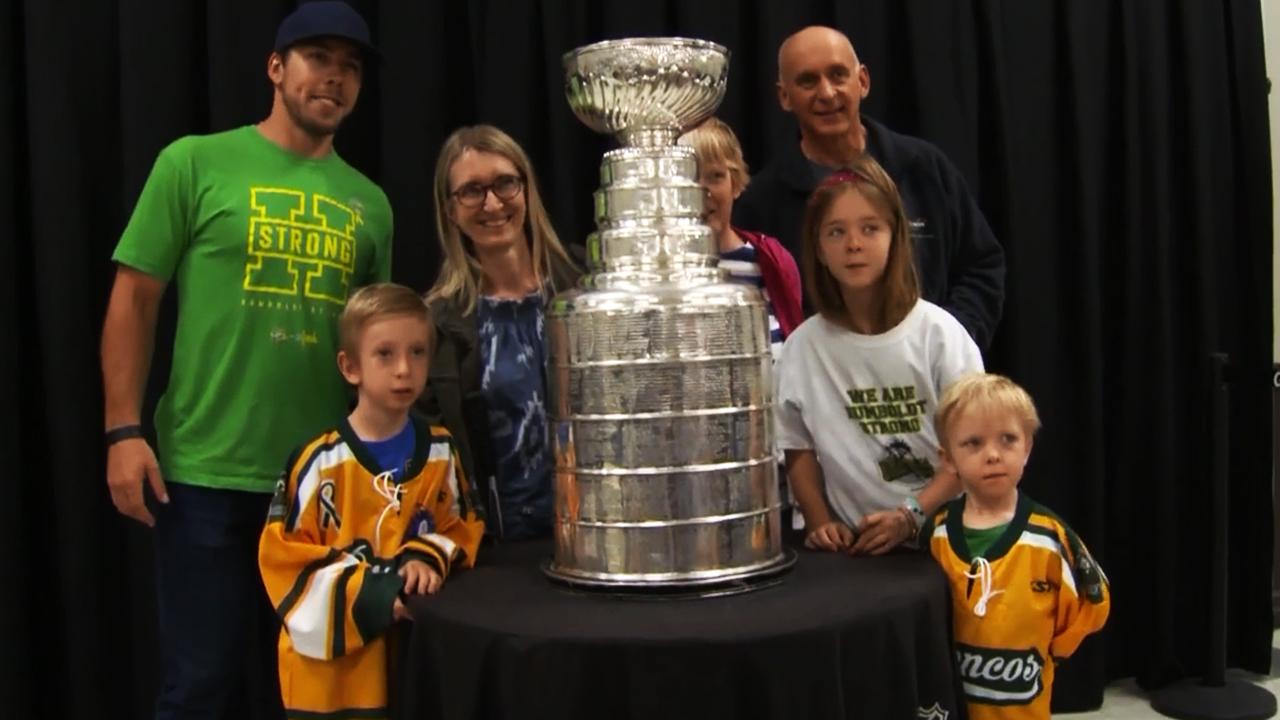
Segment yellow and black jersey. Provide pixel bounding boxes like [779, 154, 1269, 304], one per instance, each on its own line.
[259, 415, 484, 719]
[921, 492, 1110, 720]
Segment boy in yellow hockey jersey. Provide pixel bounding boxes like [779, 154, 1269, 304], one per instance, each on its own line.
[920, 373, 1109, 720]
[259, 283, 484, 718]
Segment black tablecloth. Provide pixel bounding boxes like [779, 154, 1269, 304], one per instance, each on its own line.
[397, 540, 963, 720]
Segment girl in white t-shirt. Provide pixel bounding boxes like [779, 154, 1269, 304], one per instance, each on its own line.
[775, 156, 983, 555]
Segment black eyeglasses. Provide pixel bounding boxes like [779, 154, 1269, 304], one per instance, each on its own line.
[450, 174, 524, 208]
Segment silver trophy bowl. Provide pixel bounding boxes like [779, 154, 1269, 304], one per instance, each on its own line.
[545, 38, 791, 591]
[564, 37, 730, 147]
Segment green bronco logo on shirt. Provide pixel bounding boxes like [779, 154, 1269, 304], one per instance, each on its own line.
[245, 187, 363, 305]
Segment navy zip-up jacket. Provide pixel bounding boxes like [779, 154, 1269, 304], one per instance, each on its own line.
[734, 116, 1005, 350]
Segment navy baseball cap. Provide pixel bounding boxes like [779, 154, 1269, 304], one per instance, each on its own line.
[274, 1, 379, 60]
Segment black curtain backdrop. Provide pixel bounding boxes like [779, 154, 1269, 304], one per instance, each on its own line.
[1, 1, 1273, 717]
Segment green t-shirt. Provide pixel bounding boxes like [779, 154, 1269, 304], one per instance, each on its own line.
[963, 523, 1010, 559]
[113, 126, 393, 492]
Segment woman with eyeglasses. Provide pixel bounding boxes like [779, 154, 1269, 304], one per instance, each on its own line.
[418, 124, 579, 541]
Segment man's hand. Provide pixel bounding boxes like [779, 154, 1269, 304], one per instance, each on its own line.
[101, 265, 167, 526]
[106, 437, 168, 526]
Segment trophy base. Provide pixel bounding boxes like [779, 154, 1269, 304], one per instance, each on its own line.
[541, 548, 797, 599]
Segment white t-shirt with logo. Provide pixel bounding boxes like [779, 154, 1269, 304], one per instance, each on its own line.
[774, 300, 983, 527]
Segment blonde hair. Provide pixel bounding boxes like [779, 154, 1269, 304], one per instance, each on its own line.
[339, 283, 433, 357]
[677, 117, 750, 193]
[799, 154, 919, 332]
[935, 373, 1042, 448]
[425, 124, 575, 315]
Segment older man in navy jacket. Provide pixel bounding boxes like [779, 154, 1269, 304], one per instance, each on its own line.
[734, 26, 1005, 349]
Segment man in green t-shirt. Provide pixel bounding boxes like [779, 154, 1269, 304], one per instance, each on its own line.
[99, 3, 391, 717]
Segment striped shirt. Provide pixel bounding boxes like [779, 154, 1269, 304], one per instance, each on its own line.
[720, 244, 784, 358]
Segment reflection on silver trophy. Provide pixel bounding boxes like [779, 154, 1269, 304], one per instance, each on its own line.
[544, 37, 791, 590]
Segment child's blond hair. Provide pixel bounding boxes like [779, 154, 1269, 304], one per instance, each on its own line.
[677, 117, 751, 193]
[338, 283, 434, 357]
[935, 373, 1041, 448]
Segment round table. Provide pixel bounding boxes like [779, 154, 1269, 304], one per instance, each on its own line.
[396, 539, 961, 720]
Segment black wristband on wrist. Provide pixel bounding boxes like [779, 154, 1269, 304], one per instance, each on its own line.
[105, 424, 145, 447]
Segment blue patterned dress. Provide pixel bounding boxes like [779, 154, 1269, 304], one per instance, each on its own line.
[476, 291, 552, 539]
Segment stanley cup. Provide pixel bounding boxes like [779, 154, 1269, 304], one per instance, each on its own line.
[544, 38, 789, 589]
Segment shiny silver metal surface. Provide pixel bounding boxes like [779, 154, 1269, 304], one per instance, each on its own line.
[546, 38, 787, 588]
[585, 224, 719, 272]
[563, 38, 730, 146]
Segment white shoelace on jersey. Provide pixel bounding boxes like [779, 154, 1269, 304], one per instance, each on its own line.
[965, 557, 1004, 617]
[372, 470, 402, 547]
